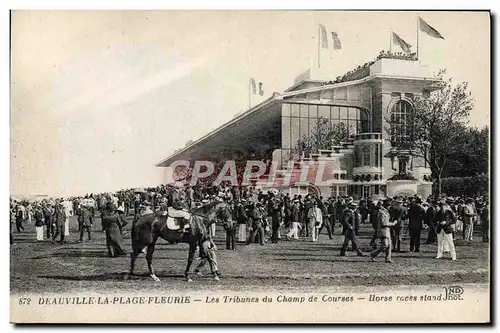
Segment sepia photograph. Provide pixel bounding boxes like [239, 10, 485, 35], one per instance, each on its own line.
[9, 9, 491, 323]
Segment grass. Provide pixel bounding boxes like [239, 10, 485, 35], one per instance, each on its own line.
[10, 213, 489, 294]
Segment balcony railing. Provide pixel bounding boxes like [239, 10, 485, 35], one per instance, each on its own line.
[353, 133, 382, 141]
[353, 166, 383, 174]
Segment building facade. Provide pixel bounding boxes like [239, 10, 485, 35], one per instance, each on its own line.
[157, 53, 438, 200]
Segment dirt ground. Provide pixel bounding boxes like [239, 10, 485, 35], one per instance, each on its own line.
[10, 213, 489, 294]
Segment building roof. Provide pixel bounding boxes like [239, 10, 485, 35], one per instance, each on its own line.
[155, 95, 282, 167]
[156, 55, 439, 167]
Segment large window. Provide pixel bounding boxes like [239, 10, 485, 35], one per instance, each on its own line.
[390, 100, 413, 148]
[281, 103, 370, 156]
[362, 146, 371, 166]
[338, 186, 347, 197]
[363, 185, 370, 198]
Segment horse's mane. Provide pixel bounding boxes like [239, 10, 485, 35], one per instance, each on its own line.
[189, 200, 227, 240]
[191, 200, 223, 216]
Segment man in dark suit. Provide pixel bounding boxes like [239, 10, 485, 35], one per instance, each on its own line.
[15, 206, 25, 232]
[317, 198, 334, 239]
[269, 194, 282, 244]
[389, 197, 407, 252]
[327, 197, 337, 236]
[339, 202, 365, 257]
[480, 201, 489, 243]
[408, 197, 425, 252]
[425, 199, 438, 244]
[247, 202, 265, 245]
[78, 205, 93, 242]
[42, 203, 53, 240]
[52, 203, 67, 244]
[218, 204, 235, 250]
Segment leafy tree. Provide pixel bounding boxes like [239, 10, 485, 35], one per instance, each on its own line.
[443, 125, 489, 178]
[293, 117, 350, 156]
[386, 69, 475, 196]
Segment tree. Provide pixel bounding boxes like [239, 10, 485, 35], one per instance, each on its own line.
[293, 117, 350, 156]
[442, 125, 489, 178]
[386, 69, 475, 196]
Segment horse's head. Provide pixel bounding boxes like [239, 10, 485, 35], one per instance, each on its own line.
[191, 197, 230, 222]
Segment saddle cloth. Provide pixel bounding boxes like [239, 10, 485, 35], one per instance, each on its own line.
[166, 217, 190, 231]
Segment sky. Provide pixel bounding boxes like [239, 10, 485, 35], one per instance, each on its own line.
[10, 10, 490, 197]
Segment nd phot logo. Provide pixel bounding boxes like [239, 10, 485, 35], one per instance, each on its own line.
[444, 286, 464, 301]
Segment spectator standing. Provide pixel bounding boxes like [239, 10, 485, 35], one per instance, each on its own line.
[408, 197, 425, 252]
[286, 199, 301, 240]
[317, 198, 333, 240]
[369, 200, 381, 249]
[234, 200, 247, 242]
[463, 198, 476, 242]
[307, 200, 322, 242]
[15, 206, 25, 232]
[34, 205, 45, 241]
[480, 200, 489, 243]
[246, 202, 265, 245]
[435, 198, 457, 261]
[389, 197, 407, 252]
[52, 203, 67, 244]
[78, 205, 93, 242]
[370, 198, 398, 263]
[339, 201, 364, 257]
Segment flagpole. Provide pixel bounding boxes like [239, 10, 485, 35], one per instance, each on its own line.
[317, 24, 320, 69]
[248, 34, 252, 109]
[416, 15, 420, 61]
[390, 30, 392, 53]
[248, 78, 251, 109]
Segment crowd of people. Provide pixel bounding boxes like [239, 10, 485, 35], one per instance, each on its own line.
[322, 50, 419, 86]
[10, 182, 489, 264]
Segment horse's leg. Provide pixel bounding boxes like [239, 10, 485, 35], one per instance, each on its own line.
[146, 237, 160, 282]
[124, 246, 142, 280]
[184, 242, 197, 282]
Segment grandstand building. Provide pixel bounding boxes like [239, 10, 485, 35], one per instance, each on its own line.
[156, 51, 438, 199]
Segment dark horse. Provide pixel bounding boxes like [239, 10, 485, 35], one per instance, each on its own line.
[125, 199, 229, 282]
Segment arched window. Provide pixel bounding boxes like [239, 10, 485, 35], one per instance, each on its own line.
[390, 100, 413, 148]
[362, 146, 371, 166]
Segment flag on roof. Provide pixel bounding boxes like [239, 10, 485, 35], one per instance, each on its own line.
[319, 24, 328, 48]
[419, 16, 445, 39]
[392, 32, 412, 53]
[331, 31, 342, 50]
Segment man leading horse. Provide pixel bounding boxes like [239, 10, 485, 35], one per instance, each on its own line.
[126, 188, 229, 283]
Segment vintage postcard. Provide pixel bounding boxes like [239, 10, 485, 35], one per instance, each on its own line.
[10, 10, 490, 323]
